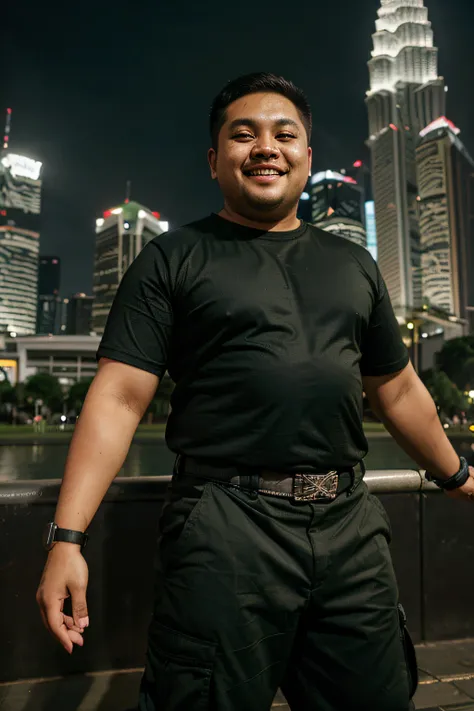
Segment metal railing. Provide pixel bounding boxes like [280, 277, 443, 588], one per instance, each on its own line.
[0, 469, 440, 504]
[364, 469, 439, 493]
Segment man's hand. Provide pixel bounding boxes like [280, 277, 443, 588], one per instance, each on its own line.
[36, 543, 89, 654]
[445, 465, 474, 503]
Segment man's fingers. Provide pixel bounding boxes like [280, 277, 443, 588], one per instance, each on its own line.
[67, 629, 84, 647]
[64, 614, 84, 633]
[70, 587, 89, 630]
[42, 603, 74, 654]
[37, 547, 90, 653]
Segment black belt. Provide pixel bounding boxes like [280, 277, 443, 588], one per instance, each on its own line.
[175, 456, 365, 502]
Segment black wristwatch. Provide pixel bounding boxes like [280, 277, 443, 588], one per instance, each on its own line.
[43, 522, 89, 551]
[425, 456, 470, 491]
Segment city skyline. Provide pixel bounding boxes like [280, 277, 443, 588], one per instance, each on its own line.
[5, 0, 474, 295]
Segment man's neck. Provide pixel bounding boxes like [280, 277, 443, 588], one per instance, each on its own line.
[218, 206, 301, 232]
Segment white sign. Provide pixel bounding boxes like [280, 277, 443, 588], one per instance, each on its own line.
[1, 153, 43, 181]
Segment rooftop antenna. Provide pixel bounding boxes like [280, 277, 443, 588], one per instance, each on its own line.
[125, 180, 131, 203]
[3, 107, 12, 154]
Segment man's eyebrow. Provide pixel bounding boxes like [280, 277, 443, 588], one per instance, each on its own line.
[227, 117, 300, 132]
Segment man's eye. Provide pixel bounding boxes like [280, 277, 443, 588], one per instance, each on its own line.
[277, 133, 295, 140]
[233, 133, 254, 140]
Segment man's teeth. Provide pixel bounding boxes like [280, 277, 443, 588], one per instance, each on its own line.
[247, 169, 281, 176]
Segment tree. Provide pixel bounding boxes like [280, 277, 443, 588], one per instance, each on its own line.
[67, 378, 93, 413]
[423, 369, 468, 417]
[436, 336, 474, 390]
[0, 378, 15, 405]
[24, 373, 64, 413]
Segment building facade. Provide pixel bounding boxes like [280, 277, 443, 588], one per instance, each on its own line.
[0, 152, 42, 335]
[309, 170, 367, 248]
[67, 293, 94, 335]
[92, 201, 169, 334]
[416, 117, 474, 326]
[366, 0, 447, 319]
[37, 256, 61, 335]
[0, 334, 100, 386]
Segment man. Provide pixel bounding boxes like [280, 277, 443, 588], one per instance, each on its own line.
[37, 72, 474, 711]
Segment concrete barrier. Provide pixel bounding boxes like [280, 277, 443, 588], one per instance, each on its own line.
[0, 471, 472, 684]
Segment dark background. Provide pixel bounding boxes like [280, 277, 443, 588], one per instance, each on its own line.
[4, 0, 474, 295]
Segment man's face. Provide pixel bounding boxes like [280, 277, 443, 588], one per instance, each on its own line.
[208, 92, 312, 221]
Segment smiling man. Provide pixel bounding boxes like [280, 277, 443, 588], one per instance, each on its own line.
[37, 73, 474, 711]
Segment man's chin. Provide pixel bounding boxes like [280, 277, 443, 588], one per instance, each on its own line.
[243, 191, 285, 212]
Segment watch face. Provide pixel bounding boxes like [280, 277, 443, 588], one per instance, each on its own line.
[42, 522, 57, 551]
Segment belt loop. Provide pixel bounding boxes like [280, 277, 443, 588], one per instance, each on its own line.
[239, 472, 260, 498]
[347, 459, 365, 496]
[173, 454, 182, 475]
[249, 472, 259, 499]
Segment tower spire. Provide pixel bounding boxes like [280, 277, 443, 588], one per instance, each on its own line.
[368, 0, 438, 95]
[3, 107, 12, 154]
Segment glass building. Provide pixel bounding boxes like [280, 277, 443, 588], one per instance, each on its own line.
[37, 256, 61, 334]
[92, 201, 169, 334]
[365, 201, 378, 261]
[67, 293, 94, 335]
[416, 118, 474, 327]
[310, 170, 367, 248]
[0, 152, 42, 335]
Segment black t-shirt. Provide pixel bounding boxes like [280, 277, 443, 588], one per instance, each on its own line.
[97, 214, 408, 472]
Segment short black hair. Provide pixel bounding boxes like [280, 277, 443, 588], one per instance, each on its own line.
[209, 72, 312, 150]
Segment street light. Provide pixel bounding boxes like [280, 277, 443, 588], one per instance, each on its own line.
[469, 390, 474, 399]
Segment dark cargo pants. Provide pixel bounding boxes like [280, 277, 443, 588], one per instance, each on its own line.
[138, 473, 414, 711]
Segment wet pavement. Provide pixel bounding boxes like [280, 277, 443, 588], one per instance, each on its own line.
[1, 638, 473, 710]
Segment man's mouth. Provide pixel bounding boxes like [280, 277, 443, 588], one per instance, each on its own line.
[244, 168, 285, 177]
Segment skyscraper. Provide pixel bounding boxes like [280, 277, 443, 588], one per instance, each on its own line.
[309, 170, 367, 248]
[92, 200, 169, 334]
[366, 0, 446, 319]
[67, 293, 94, 335]
[416, 117, 474, 327]
[0, 149, 42, 335]
[37, 256, 61, 334]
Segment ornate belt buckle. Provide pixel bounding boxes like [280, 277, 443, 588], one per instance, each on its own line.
[293, 472, 339, 501]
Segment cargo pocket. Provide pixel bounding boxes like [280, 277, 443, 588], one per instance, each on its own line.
[140, 621, 216, 710]
[397, 603, 419, 699]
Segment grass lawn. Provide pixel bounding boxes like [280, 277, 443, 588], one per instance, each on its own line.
[0, 421, 471, 440]
[0, 422, 167, 440]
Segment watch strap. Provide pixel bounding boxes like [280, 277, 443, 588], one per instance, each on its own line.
[55, 527, 89, 548]
[426, 456, 470, 491]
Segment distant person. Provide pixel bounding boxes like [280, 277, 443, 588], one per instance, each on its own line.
[37, 72, 474, 711]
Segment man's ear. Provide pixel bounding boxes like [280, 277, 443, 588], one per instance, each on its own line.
[208, 148, 218, 179]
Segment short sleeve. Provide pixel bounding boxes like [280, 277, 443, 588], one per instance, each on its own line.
[359, 264, 409, 376]
[96, 241, 173, 378]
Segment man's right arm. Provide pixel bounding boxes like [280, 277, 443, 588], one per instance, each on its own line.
[36, 357, 159, 653]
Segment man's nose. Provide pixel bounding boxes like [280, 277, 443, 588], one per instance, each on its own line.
[250, 138, 280, 159]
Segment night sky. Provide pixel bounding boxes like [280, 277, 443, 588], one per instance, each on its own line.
[5, 0, 474, 296]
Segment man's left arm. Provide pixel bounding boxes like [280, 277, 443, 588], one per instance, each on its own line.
[362, 363, 474, 501]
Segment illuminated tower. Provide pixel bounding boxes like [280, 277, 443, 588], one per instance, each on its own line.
[0, 109, 43, 335]
[366, 0, 446, 320]
[92, 200, 169, 334]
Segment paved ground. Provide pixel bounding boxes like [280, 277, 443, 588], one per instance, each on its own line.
[1, 639, 474, 710]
